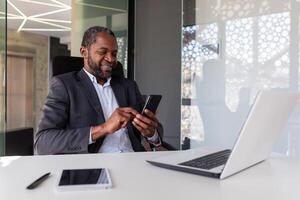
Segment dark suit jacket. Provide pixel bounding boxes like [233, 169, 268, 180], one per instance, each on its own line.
[35, 69, 156, 155]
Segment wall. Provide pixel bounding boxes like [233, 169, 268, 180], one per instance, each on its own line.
[7, 30, 49, 132]
[135, 0, 182, 148]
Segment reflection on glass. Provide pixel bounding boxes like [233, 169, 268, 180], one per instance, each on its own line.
[59, 169, 109, 186]
[181, 0, 300, 156]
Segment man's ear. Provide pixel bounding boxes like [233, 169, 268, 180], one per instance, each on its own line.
[80, 47, 88, 58]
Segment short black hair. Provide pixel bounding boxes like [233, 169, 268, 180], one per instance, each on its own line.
[81, 26, 115, 48]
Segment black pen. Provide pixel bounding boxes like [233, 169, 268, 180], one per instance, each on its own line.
[26, 172, 51, 190]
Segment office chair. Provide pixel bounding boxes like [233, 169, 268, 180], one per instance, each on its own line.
[5, 127, 34, 156]
[51, 56, 125, 78]
[52, 56, 83, 77]
[51, 56, 176, 151]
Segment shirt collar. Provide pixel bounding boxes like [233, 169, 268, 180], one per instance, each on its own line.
[83, 68, 111, 87]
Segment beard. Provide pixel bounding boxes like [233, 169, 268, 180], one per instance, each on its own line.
[87, 54, 113, 81]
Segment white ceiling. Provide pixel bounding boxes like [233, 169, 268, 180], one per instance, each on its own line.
[6, 0, 71, 40]
[4, 0, 128, 46]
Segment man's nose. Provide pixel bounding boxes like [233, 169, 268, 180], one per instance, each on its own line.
[104, 53, 115, 63]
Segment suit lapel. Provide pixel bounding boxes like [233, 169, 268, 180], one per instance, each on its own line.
[76, 69, 105, 122]
[111, 77, 146, 151]
[77, 69, 107, 153]
[127, 124, 145, 151]
[110, 77, 127, 107]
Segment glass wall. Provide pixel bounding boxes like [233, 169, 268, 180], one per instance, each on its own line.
[71, 0, 129, 75]
[3, 0, 130, 155]
[0, 0, 6, 156]
[181, 0, 300, 157]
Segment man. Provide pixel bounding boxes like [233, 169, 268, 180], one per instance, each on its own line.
[35, 26, 163, 155]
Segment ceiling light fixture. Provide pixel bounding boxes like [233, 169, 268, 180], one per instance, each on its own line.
[30, 17, 71, 24]
[29, 18, 70, 30]
[6, 0, 71, 32]
[21, 28, 70, 31]
[29, 7, 70, 18]
[76, 1, 126, 13]
[17, 0, 67, 8]
[18, 18, 27, 31]
[0, 11, 23, 19]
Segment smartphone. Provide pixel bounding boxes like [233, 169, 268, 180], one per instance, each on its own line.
[141, 95, 162, 115]
[57, 168, 112, 191]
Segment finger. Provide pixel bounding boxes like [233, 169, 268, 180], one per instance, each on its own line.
[116, 108, 136, 121]
[132, 121, 142, 131]
[119, 107, 139, 116]
[133, 117, 156, 131]
[135, 114, 158, 128]
[133, 117, 149, 130]
[118, 110, 133, 121]
[121, 120, 128, 128]
[132, 121, 154, 137]
[117, 116, 131, 129]
[143, 109, 159, 122]
[144, 109, 155, 117]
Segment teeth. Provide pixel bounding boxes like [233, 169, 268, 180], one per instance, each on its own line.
[101, 65, 112, 72]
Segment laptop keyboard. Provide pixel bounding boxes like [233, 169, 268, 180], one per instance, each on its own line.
[178, 149, 231, 170]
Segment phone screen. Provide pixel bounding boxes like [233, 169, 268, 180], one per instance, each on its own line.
[58, 168, 110, 186]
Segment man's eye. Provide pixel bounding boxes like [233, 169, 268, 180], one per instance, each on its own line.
[97, 51, 106, 55]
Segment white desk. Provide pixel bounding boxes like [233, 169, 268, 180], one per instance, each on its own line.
[0, 151, 300, 200]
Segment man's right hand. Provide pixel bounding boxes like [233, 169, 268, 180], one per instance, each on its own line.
[91, 107, 138, 141]
[104, 107, 138, 134]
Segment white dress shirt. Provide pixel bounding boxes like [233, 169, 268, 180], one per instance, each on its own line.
[83, 69, 159, 153]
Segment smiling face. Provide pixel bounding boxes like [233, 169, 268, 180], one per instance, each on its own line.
[80, 32, 118, 83]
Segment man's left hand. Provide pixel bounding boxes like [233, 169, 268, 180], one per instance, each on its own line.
[132, 109, 158, 137]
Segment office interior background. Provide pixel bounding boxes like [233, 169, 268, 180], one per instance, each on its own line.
[0, 0, 300, 158]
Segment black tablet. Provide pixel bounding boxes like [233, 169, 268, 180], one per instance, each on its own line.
[57, 168, 112, 191]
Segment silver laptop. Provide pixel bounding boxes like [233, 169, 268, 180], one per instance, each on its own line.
[147, 90, 300, 179]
